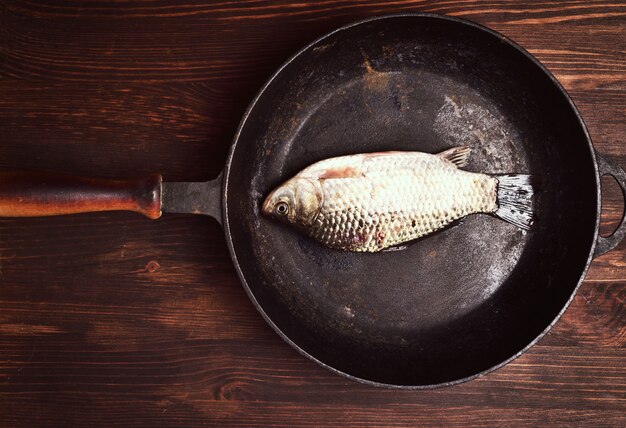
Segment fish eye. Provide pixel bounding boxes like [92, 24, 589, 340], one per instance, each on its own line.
[275, 202, 289, 215]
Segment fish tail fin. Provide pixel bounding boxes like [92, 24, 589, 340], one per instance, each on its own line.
[494, 174, 538, 230]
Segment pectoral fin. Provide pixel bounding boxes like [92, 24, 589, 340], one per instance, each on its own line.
[381, 243, 411, 252]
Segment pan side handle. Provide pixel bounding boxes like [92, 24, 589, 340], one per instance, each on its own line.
[0, 172, 162, 219]
[161, 173, 223, 225]
[594, 153, 626, 258]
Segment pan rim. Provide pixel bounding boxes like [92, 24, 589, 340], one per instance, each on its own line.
[222, 12, 600, 389]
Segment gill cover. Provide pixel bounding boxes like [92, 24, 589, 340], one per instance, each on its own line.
[293, 178, 323, 227]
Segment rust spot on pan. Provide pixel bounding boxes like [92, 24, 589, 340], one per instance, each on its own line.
[360, 48, 390, 92]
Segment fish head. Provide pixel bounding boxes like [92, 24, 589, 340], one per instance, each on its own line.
[262, 177, 322, 228]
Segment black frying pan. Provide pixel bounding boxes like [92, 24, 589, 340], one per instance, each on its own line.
[2, 14, 624, 388]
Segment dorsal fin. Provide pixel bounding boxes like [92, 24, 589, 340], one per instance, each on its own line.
[437, 146, 471, 168]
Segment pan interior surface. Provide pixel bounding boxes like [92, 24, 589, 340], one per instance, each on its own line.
[225, 15, 598, 387]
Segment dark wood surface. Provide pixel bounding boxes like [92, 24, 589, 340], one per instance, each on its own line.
[1, 1, 625, 426]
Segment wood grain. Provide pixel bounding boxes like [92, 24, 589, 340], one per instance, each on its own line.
[0, 1, 625, 426]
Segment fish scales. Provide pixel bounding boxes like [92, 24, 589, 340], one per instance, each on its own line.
[309, 153, 497, 251]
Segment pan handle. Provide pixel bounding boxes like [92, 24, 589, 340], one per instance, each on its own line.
[161, 173, 223, 225]
[0, 172, 162, 219]
[594, 153, 626, 258]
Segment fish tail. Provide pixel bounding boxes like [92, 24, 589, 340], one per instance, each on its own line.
[494, 174, 538, 230]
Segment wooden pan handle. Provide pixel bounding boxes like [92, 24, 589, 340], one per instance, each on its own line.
[0, 172, 162, 219]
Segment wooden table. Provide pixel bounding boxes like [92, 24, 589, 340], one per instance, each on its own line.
[1, 1, 624, 426]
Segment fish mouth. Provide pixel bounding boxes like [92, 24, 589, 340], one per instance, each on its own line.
[260, 194, 273, 216]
